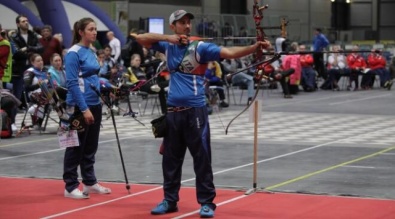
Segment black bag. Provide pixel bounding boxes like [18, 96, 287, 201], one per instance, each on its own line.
[69, 112, 85, 132]
[150, 114, 167, 138]
[60, 107, 85, 132]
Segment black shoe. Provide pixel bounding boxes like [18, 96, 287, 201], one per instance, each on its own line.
[219, 101, 229, 108]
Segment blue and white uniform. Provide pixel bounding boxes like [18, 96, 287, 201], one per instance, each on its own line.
[65, 44, 101, 112]
[152, 41, 220, 107]
[152, 41, 221, 209]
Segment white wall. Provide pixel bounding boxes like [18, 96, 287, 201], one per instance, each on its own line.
[0, 4, 22, 30]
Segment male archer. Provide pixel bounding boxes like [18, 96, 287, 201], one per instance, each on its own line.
[134, 9, 270, 218]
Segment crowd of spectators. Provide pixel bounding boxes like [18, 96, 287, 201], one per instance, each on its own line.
[2, 15, 395, 138]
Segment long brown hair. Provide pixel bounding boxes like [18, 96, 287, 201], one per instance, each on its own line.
[29, 53, 42, 65]
[71, 17, 95, 46]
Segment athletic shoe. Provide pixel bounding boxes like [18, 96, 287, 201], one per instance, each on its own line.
[199, 205, 215, 218]
[150, 84, 161, 92]
[64, 188, 89, 199]
[151, 200, 178, 215]
[83, 183, 111, 194]
[11, 123, 17, 132]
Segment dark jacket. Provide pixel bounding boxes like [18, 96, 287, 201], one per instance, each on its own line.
[10, 30, 43, 77]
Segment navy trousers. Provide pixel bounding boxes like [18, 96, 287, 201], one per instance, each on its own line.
[162, 106, 216, 207]
[63, 104, 102, 192]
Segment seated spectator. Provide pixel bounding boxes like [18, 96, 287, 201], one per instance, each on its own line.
[23, 53, 50, 128]
[299, 44, 316, 92]
[264, 59, 293, 99]
[97, 49, 111, 79]
[222, 58, 254, 105]
[47, 53, 67, 101]
[205, 61, 229, 108]
[321, 45, 348, 91]
[103, 45, 116, 73]
[141, 47, 159, 78]
[365, 49, 392, 90]
[124, 53, 159, 94]
[346, 45, 366, 91]
[48, 53, 66, 88]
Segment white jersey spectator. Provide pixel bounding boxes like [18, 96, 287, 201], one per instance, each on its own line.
[106, 31, 121, 63]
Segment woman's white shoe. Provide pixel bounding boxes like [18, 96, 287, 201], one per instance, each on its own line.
[83, 183, 111, 194]
[64, 188, 89, 199]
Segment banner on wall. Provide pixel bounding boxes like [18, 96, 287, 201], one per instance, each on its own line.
[111, 1, 128, 36]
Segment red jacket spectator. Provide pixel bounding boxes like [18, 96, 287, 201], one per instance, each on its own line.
[300, 54, 314, 67]
[282, 54, 301, 85]
[367, 52, 386, 70]
[346, 54, 366, 70]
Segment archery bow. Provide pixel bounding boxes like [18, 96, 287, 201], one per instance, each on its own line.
[225, 0, 276, 135]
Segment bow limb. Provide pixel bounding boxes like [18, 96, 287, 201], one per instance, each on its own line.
[225, 0, 269, 134]
[225, 54, 281, 135]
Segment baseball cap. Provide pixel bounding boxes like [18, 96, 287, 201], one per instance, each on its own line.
[169, 10, 194, 25]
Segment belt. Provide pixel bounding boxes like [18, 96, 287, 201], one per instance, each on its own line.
[167, 106, 192, 113]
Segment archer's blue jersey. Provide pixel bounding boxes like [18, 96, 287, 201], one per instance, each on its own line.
[152, 41, 221, 107]
[65, 44, 101, 111]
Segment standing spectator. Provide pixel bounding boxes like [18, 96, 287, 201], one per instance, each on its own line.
[40, 25, 63, 66]
[134, 9, 270, 217]
[237, 26, 249, 45]
[10, 15, 43, 131]
[63, 17, 111, 199]
[221, 22, 233, 46]
[106, 31, 121, 63]
[0, 23, 12, 88]
[312, 28, 329, 79]
[122, 29, 144, 68]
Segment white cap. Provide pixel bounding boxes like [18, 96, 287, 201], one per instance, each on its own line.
[169, 10, 194, 25]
